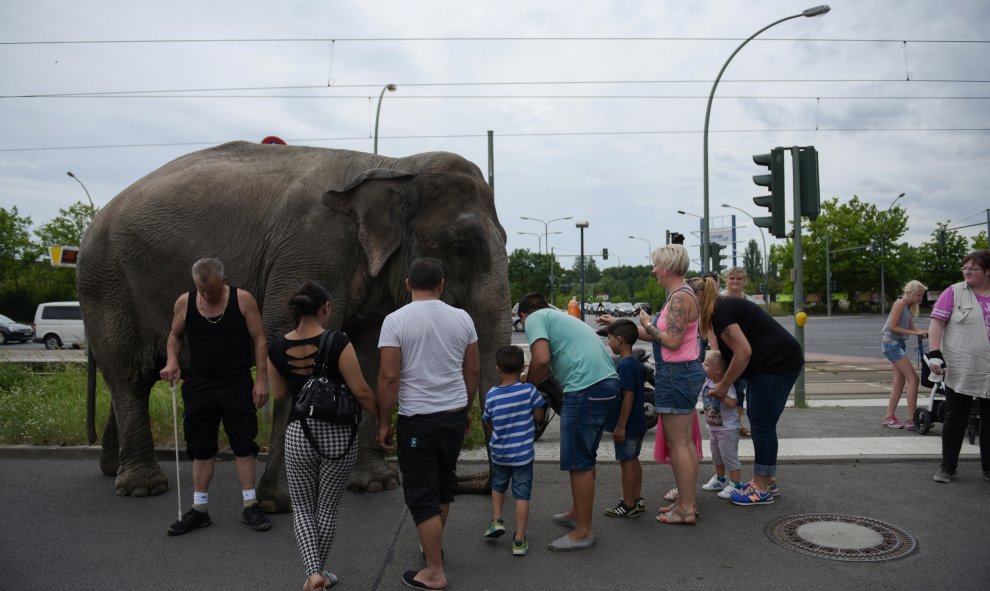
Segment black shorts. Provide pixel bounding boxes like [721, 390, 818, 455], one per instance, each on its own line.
[182, 375, 259, 460]
[396, 410, 466, 525]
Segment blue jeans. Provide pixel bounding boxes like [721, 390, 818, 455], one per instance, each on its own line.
[490, 461, 534, 501]
[559, 378, 619, 471]
[653, 359, 705, 414]
[746, 371, 800, 477]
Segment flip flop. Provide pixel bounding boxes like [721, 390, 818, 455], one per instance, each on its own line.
[655, 507, 697, 526]
[401, 570, 446, 591]
[663, 487, 679, 501]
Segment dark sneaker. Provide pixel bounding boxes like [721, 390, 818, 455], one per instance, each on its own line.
[933, 468, 955, 483]
[242, 503, 271, 532]
[605, 499, 643, 518]
[167, 508, 211, 536]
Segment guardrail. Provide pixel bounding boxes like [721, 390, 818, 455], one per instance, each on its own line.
[0, 349, 87, 364]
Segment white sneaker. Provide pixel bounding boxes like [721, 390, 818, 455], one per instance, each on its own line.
[701, 475, 727, 491]
[717, 482, 745, 499]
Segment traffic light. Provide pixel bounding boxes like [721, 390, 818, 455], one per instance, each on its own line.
[753, 147, 786, 238]
[602, 248, 609, 260]
[710, 242, 727, 274]
[798, 146, 820, 221]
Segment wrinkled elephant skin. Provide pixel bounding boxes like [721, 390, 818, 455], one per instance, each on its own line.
[77, 141, 510, 510]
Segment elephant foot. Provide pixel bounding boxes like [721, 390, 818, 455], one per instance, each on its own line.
[100, 456, 119, 477]
[114, 463, 169, 497]
[347, 457, 400, 493]
[455, 469, 491, 495]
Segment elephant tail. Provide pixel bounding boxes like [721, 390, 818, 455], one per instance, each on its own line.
[86, 348, 97, 445]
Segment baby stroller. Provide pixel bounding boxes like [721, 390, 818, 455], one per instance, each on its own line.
[913, 335, 945, 435]
[913, 336, 980, 444]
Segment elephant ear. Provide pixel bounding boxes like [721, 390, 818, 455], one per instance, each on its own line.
[322, 168, 417, 278]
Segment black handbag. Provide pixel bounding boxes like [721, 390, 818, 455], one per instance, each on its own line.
[290, 330, 361, 460]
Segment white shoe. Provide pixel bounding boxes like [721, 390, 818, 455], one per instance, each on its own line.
[717, 482, 744, 499]
[701, 475, 727, 491]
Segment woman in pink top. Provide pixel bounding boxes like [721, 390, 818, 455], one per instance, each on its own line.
[928, 249, 990, 483]
[601, 244, 703, 524]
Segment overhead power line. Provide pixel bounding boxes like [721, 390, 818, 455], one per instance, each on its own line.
[4, 79, 989, 99]
[3, 127, 988, 153]
[10, 94, 990, 100]
[2, 36, 988, 45]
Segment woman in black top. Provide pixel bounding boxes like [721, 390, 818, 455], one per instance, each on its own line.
[267, 281, 380, 591]
[699, 276, 804, 506]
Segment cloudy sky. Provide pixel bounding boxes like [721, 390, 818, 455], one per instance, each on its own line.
[2, 0, 988, 270]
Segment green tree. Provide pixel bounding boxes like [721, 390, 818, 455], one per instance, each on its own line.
[972, 230, 988, 251]
[782, 195, 910, 311]
[33, 201, 97, 248]
[507, 248, 563, 305]
[917, 223, 970, 290]
[742, 239, 763, 293]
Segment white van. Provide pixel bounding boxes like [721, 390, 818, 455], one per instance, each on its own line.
[32, 301, 86, 349]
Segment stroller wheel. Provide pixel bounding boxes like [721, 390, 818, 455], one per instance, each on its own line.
[914, 408, 932, 435]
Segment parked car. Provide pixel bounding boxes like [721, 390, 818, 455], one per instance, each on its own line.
[0, 314, 34, 344]
[614, 302, 636, 317]
[32, 301, 86, 349]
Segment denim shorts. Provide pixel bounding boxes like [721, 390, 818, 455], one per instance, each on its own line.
[490, 461, 534, 501]
[559, 378, 619, 471]
[654, 360, 705, 415]
[613, 434, 644, 462]
[882, 340, 907, 363]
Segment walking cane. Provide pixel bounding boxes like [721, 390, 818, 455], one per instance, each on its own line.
[170, 380, 182, 521]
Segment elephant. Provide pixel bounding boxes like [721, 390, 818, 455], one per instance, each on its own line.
[77, 141, 510, 510]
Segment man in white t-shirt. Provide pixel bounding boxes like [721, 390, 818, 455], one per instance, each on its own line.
[377, 258, 480, 591]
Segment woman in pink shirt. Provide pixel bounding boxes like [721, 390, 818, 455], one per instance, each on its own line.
[928, 249, 990, 483]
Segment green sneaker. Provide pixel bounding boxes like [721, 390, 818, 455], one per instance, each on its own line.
[484, 519, 506, 539]
[512, 536, 529, 556]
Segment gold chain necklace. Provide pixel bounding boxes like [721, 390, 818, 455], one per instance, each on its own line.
[198, 286, 229, 324]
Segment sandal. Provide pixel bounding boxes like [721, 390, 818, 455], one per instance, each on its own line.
[663, 487, 679, 502]
[656, 507, 697, 526]
[657, 503, 699, 517]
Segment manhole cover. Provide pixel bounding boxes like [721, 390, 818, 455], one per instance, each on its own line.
[766, 514, 917, 562]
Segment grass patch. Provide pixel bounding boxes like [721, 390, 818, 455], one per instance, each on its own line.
[0, 364, 486, 450]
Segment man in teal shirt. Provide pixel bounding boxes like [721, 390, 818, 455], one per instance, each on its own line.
[517, 292, 618, 552]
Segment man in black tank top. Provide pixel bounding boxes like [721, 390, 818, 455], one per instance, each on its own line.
[159, 258, 271, 536]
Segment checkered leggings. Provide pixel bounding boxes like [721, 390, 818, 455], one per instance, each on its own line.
[285, 419, 358, 576]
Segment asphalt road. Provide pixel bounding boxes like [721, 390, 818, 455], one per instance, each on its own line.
[511, 313, 931, 361]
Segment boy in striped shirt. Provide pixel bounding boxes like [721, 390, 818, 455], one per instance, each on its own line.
[482, 345, 547, 556]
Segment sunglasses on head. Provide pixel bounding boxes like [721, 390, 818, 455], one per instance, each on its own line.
[703, 272, 719, 280]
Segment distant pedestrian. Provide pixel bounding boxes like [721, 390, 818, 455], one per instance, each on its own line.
[928, 250, 990, 484]
[518, 291, 618, 551]
[698, 350, 744, 500]
[881, 280, 928, 430]
[377, 258, 480, 591]
[602, 319, 647, 520]
[722, 267, 753, 437]
[481, 345, 546, 556]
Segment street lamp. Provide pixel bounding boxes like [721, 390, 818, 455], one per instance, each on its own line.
[678, 210, 705, 270]
[721, 203, 770, 312]
[522, 216, 572, 303]
[879, 192, 905, 316]
[576, 220, 589, 321]
[517, 231, 560, 253]
[628, 235, 653, 262]
[66, 171, 94, 209]
[702, 5, 830, 273]
[373, 83, 397, 155]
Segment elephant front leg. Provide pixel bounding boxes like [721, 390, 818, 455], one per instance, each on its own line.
[107, 385, 169, 497]
[347, 420, 400, 492]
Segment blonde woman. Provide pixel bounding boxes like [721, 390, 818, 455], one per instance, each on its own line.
[881, 280, 928, 430]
